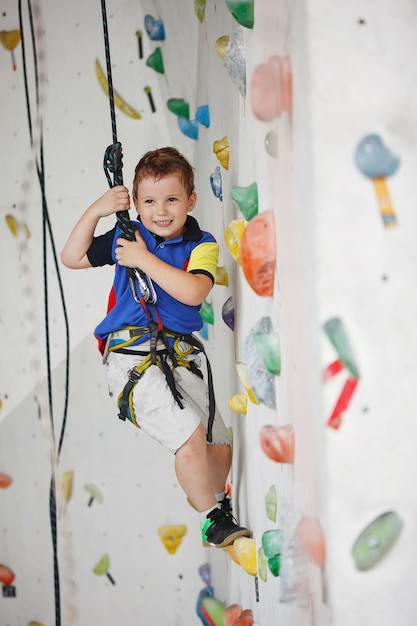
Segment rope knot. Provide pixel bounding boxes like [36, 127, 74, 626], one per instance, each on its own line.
[103, 141, 123, 187]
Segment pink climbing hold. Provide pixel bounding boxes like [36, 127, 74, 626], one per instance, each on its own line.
[241, 209, 276, 297]
[297, 516, 326, 567]
[260, 424, 295, 463]
[251, 55, 292, 121]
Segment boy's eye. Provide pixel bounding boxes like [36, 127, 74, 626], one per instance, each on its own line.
[168, 197, 177, 202]
[145, 199, 154, 204]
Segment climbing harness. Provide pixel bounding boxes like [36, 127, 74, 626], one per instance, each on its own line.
[99, 0, 216, 443]
[100, 0, 156, 304]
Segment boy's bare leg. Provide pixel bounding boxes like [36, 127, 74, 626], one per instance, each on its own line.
[207, 443, 232, 494]
[175, 423, 217, 512]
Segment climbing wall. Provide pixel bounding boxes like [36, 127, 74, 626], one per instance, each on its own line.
[1, 0, 417, 625]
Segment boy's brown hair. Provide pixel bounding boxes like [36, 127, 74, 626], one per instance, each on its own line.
[132, 147, 195, 198]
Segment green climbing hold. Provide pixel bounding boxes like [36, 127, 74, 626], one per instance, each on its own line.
[257, 546, 268, 582]
[167, 98, 190, 120]
[267, 554, 281, 577]
[225, 0, 254, 28]
[146, 47, 164, 74]
[352, 511, 403, 571]
[262, 529, 283, 558]
[265, 131, 278, 158]
[230, 182, 258, 221]
[265, 485, 277, 522]
[194, 0, 207, 22]
[200, 300, 214, 324]
[323, 317, 359, 378]
[254, 330, 281, 375]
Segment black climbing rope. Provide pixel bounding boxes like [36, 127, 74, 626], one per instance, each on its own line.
[18, 1, 71, 624]
[100, 0, 157, 304]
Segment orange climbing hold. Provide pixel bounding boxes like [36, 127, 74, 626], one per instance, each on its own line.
[0, 473, 12, 488]
[260, 424, 294, 463]
[235, 609, 255, 625]
[241, 209, 276, 297]
[297, 516, 326, 566]
[224, 604, 243, 626]
[0, 563, 15, 586]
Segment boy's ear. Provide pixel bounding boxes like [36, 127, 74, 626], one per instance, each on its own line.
[188, 192, 197, 212]
[133, 196, 139, 213]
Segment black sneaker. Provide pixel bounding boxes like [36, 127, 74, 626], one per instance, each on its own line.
[201, 507, 251, 548]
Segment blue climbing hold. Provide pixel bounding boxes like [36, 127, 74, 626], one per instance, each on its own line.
[144, 15, 165, 41]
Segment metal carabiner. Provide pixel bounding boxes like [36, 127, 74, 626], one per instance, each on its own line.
[128, 268, 157, 304]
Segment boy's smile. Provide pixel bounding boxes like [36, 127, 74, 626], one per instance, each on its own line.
[134, 173, 196, 240]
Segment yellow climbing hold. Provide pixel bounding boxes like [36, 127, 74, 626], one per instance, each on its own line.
[215, 35, 230, 60]
[5, 214, 31, 238]
[236, 362, 259, 404]
[224, 218, 245, 265]
[213, 136, 230, 170]
[61, 471, 74, 502]
[158, 524, 187, 554]
[95, 58, 142, 119]
[228, 393, 247, 415]
[0, 30, 21, 51]
[215, 265, 229, 286]
[233, 537, 257, 575]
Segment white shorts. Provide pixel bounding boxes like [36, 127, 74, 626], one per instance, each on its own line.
[105, 351, 230, 453]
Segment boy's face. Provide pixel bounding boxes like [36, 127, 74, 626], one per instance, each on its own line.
[133, 173, 196, 240]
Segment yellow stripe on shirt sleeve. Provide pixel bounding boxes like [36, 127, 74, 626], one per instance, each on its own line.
[187, 242, 219, 281]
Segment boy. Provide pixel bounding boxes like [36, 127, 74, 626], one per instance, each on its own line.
[61, 146, 251, 548]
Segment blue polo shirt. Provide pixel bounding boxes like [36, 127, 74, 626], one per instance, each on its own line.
[87, 215, 218, 350]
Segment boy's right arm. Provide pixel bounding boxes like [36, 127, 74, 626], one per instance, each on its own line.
[61, 186, 131, 269]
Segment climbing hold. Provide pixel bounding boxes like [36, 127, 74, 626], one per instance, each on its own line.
[251, 55, 292, 121]
[354, 134, 400, 227]
[198, 563, 211, 586]
[0, 473, 12, 488]
[5, 213, 30, 238]
[225, 0, 254, 28]
[260, 424, 295, 463]
[0, 564, 15, 586]
[224, 218, 245, 265]
[265, 485, 277, 522]
[216, 29, 246, 97]
[194, 0, 207, 22]
[243, 316, 276, 408]
[196, 586, 215, 626]
[95, 58, 142, 119]
[224, 544, 241, 564]
[201, 596, 226, 626]
[199, 321, 209, 340]
[92, 554, 115, 584]
[167, 98, 190, 119]
[146, 47, 164, 73]
[213, 136, 230, 170]
[267, 554, 281, 577]
[215, 265, 229, 286]
[178, 116, 199, 140]
[222, 296, 234, 330]
[196, 105, 210, 127]
[262, 529, 283, 558]
[236, 362, 260, 405]
[254, 330, 281, 375]
[61, 470, 74, 503]
[257, 546, 268, 582]
[235, 609, 255, 625]
[297, 516, 326, 567]
[210, 166, 223, 201]
[28, 622, 46, 626]
[158, 524, 187, 554]
[228, 393, 248, 415]
[200, 300, 214, 324]
[230, 182, 258, 221]
[233, 537, 257, 575]
[84, 483, 103, 506]
[144, 15, 165, 40]
[323, 318, 359, 379]
[241, 209, 276, 297]
[224, 604, 243, 626]
[265, 131, 278, 158]
[351, 511, 403, 571]
[0, 30, 21, 70]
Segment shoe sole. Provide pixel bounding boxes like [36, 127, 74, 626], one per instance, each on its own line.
[202, 528, 251, 549]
